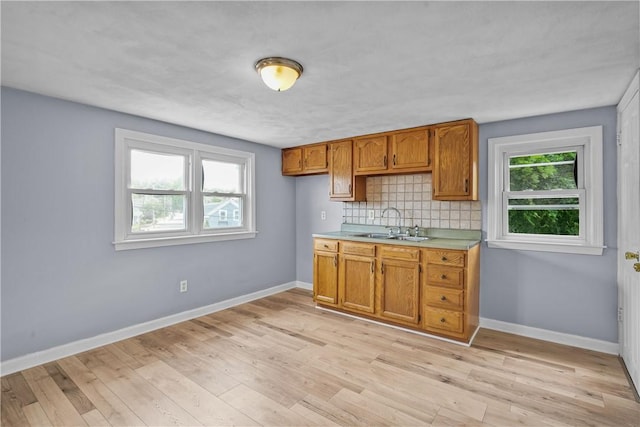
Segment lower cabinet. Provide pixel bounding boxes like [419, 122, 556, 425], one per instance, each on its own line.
[313, 237, 480, 343]
[339, 241, 376, 314]
[313, 239, 338, 306]
[379, 246, 420, 325]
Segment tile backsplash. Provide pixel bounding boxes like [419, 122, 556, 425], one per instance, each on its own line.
[342, 174, 481, 230]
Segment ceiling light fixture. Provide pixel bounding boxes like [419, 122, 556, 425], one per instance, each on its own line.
[255, 57, 303, 92]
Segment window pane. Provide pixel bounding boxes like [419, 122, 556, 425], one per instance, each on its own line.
[131, 150, 185, 190]
[131, 194, 186, 232]
[203, 160, 242, 193]
[508, 197, 579, 235]
[509, 151, 576, 191]
[203, 196, 242, 229]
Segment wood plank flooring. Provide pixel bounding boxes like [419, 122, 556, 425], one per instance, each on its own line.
[2, 288, 639, 426]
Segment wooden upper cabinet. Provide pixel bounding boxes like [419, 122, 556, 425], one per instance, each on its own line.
[329, 140, 366, 202]
[303, 144, 328, 173]
[282, 147, 303, 175]
[282, 143, 328, 176]
[354, 135, 389, 174]
[354, 127, 431, 175]
[390, 128, 430, 171]
[432, 119, 478, 200]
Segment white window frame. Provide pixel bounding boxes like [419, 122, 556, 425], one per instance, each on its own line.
[487, 126, 604, 255]
[115, 129, 256, 250]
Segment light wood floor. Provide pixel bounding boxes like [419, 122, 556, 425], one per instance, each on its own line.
[2, 288, 639, 426]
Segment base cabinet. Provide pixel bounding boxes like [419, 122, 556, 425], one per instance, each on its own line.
[313, 239, 339, 306]
[313, 237, 480, 343]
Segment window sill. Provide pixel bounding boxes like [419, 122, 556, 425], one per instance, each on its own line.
[486, 239, 605, 255]
[114, 231, 258, 251]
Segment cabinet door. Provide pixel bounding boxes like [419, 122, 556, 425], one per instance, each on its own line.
[354, 135, 388, 174]
[303, 144, 328, 173]
[330, 140, 354, 199]
[433, 121, 478, 200]
[340, 254, 375, 314]
[314, 251, 338, 306]
[380, 258, 420, 324]
[390, 128, 430, 171]
[282, 148, 303, 175]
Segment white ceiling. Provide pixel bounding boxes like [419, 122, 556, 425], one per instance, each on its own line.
[2, 1, 638, 148]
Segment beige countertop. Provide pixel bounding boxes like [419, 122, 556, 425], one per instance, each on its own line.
[313, 224, 481, 250]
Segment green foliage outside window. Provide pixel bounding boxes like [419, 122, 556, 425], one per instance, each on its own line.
[508, 152, 579, 235]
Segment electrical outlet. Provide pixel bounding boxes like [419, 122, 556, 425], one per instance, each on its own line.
[321, 210, 326, 220]
[180, 280, 188, 293]
[368, 210, 375, 220]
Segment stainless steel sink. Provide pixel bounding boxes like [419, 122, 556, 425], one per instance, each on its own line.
[394, 236, 429, 242]
[349, 233, 395, 239]
[349, 233, 429, 242]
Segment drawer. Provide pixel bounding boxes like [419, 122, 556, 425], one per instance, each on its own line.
[314, 239, 338, 252]
[424, 286, 464, 311]
[426, 265, 464, 289]
[426, 249, 465, 267]
[342, 241, 375, 257]
[424, 309, 463, 334]
[380, 245, 420, 261]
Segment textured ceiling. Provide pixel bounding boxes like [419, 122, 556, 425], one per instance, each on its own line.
[2, 1, 638, 148]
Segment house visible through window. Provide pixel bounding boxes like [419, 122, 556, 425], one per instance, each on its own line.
[115, 129, 256, 250]
[487, 126, 603, 255]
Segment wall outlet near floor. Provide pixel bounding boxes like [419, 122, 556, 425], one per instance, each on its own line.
[180, 280, 188, 293]
[368, 210, 375, 220]
[321, 210, 326, 220]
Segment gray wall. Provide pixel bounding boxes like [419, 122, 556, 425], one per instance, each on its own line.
[479, 106, 618, 343]
[295, 106, 618, 342]
[1, 88, 297, 361]
[295, 175, 343, 284]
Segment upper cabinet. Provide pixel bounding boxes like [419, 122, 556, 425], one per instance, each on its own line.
[281, 118, 478, 201]
[282, 143, 328, 176]
[329, 139, 366, 202]
[353, 126, 431, 175]
[432, 119, 478, 201]
[281, 147, 303, 175]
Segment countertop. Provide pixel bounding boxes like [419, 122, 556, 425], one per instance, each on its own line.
[313, 224, 481, 250]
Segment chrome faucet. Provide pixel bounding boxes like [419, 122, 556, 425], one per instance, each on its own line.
[381, 207, 403, 234]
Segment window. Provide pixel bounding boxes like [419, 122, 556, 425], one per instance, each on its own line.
[487, 126, 603, 255]
[115, 129, 256, 250]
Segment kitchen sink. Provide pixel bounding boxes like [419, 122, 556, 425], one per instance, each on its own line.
[349, 233, 429, 242]
[349, 233, 396, 239]
[394, 236, 429, 242]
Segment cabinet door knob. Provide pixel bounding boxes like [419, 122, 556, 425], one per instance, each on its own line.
[440, 295, 447, 301]
[440, 318, 446, 323]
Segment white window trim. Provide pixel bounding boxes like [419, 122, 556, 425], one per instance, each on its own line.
[114, 129, 257, 250]
[487, 126, 604, 255]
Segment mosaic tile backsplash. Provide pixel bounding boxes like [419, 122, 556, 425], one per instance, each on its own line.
[342, 174, 481, 230]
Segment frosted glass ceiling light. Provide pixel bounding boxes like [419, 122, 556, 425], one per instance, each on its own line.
[255, 57, 303, 91]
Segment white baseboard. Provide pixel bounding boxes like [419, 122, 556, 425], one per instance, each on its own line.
[295, 281, 313, 290]
[3, 283, 618, 376]
[480, 317, 619, 355]
[0, 281, 300, 376]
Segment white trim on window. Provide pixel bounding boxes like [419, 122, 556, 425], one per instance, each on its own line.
[114, 129, 257, 250]
[487, 126, 604, 255]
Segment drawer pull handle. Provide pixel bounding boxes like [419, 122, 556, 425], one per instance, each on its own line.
[324, 244, 329, 248]
[441, 256, 448, 261]
[440, 274, 447, 279]
[440, 295, 447, 301]
[440, 318, 446, 323]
